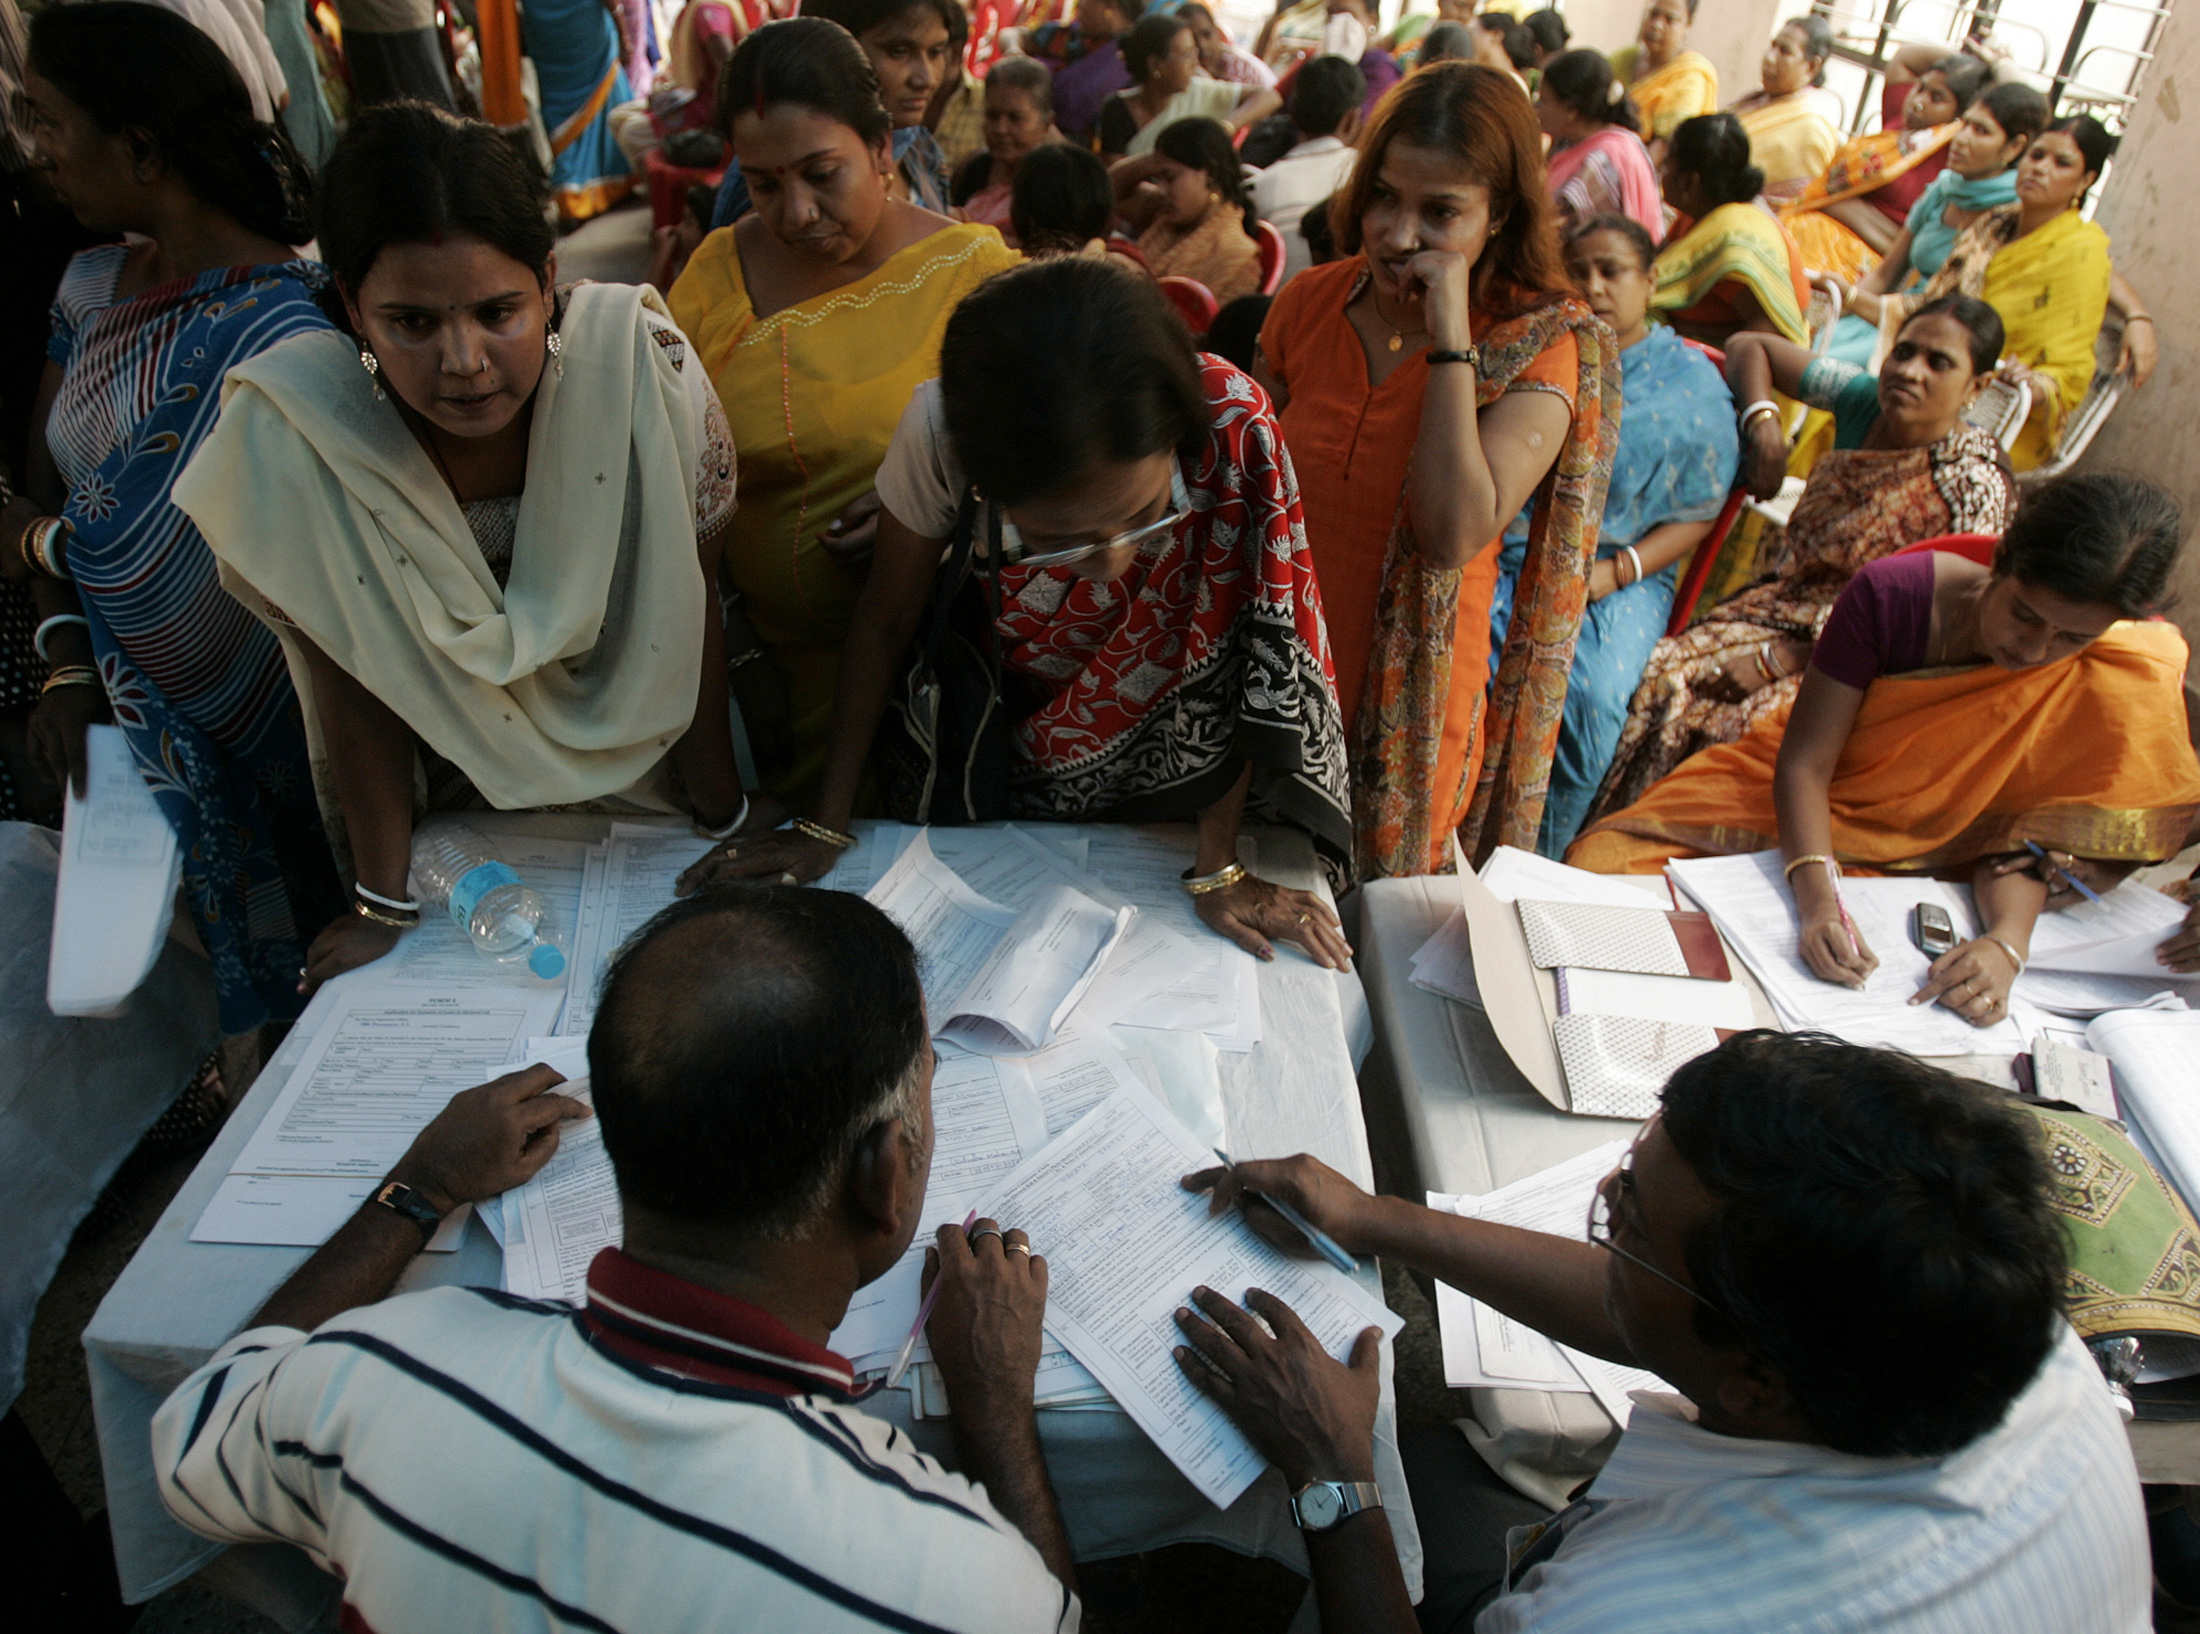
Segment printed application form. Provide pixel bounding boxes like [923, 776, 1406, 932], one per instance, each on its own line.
[979, 1082, 1401, 1508]
[503, 1107, 621, 1303]
[227, 988, 565, 1179]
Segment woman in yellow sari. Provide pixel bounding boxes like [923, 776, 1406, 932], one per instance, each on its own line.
[1780, 54, 1991, 284]
[1609, 0, 1715, 167]
[1727, 17, 1842, 202]
[670, 19, 1018, 800]
[1571, 475, 2200, 1027]
[1847, 116, 2117, 471]
[1652, 113, 1810, 347]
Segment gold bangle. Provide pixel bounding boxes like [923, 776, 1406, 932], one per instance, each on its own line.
[792, 817, 856, 851]
[1183, 861, 1247, 897]
[352, 898, 418, 929]
[40, 665, 99, 696]
[18, 515, 53, 579]
[1782, 852, 1836, 882]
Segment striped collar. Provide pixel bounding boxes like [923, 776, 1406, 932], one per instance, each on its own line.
[579, 1248, 859, 1401]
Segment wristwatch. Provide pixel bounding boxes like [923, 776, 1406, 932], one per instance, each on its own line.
[372, 1179, 444, 1243]
[1426, 345, 1481, 371]
[1290, 1478, 1384, 1532]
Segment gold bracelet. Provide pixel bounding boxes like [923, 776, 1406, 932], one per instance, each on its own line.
[352, 898, 418, 929]
[1782, 852, 1837, 882]
[1182, 861, 1247, 897]
[18, 514, 54, 579]
[792, 817, 856, 851]
[40, 665, 99, 696]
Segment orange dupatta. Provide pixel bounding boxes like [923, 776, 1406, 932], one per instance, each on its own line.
[1780, 123, 1956, 282]
[1567, 620, 2200, 875]
[1351, 296, 1623, 877]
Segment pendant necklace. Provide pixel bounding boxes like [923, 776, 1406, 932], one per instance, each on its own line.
[1373, 290, 1424, 353]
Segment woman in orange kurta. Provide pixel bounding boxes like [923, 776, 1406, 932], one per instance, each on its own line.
[1259, 63, 1621, 877]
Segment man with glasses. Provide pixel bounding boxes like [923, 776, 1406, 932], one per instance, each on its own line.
[1176, 1029, 2148, 1633]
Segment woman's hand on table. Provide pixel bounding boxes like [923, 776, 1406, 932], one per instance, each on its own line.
[2159, 894, 2200, 975]
[1195, 872, 1354, 971]
[299, 910, 403, 996]
[1181, 1151, 1377, 1257]
[1910, 936, 2020, 1027]
[1982, 847, 2135, 912]
[27, 677, 108, 798]
[1796, 910, 1877, 988]
[677, 818, 841, 894]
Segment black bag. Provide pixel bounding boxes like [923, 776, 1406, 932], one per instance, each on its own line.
[872, 492, 1013, 823]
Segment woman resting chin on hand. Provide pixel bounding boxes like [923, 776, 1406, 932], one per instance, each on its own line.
[679, 257, 1357, 971]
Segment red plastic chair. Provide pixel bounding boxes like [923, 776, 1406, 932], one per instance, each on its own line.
[1253, 220, 1287, 295]
[1894, 532, 1997, 565]
[1157, 275, 1221, 335]
[645, 145, 728, 232]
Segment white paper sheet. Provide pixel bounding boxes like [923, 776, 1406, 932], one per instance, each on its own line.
[362, 833, 591, 994]
[1557, 968, 1757, 1031]
[1668, 852, 2032, 1054]
[190, 1173, 471, 1250]
[504, 1115, 622, 1302]
[1426, 1144, 1673, 1417]
[829, 1048, 1054, 1367]
[1480, 846, 1670, 911]
[1068, 831, 1264, 1048]
[926, 825, 1095, 910]
[1107, 1024, 1226, 1149]
[2087, 1010, 2200, 1210]
[557, 825, 716, 1037]
[977, 1081, 1401, 1508]
[226, 988, 565, 1179]
[1409, 909, 1480, 1007]
[2025, 883, 2196, 979]
[867, 831, 1019, 1017]
[48, 724, 180, 1017]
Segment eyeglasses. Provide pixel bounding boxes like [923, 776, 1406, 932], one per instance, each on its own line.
[1586, 1149, 1724, 1313]
[999, 470, 1189, 569]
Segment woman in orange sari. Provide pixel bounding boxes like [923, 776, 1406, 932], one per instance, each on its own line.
[1571, 475, 2200, 1027]
[1258, 62, 1621, 876]
[1780, 53, 1991, 284]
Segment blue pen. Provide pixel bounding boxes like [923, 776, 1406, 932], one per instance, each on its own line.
[2026, 840, 2102, 904]
[1213, 1148, 1357, 1274]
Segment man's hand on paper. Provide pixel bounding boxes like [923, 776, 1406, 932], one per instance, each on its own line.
[27, 675, 108, 799]
[1909, 937, 2019, 1028]
[1195, 872, 1355, 971]
[1172, 1286, 1383, 1488]
[1183, 1152, 1375, 1257]
[923, 1216, 1049, 1412]
[386, 1065, 591, 1218]
[299, 910, 404, 995]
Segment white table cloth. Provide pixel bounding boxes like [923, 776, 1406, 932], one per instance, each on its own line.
[85, 817, 1412, 1626]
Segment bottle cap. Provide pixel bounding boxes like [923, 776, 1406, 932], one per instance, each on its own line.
[529, 942, 567, 980]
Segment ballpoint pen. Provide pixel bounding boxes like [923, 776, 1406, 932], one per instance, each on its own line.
[2026, 839, 2103, 904]
[1212, 1148, 1357, 1274]
[886, 1208, 978, 1389]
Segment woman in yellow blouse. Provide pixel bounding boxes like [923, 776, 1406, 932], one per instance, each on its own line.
[670, 18, 1018, 800]
[1727, 15, 1842, 203]
[1610, 0, 1716, 167]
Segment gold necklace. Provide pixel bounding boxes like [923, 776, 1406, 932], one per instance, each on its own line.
[1372, 294, 1426, 353]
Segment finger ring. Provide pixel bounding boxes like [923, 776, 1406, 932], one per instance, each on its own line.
[297, 966, 308, 980]
[1296, 911, 1310, 926]
[779, 872, 797, 886]
[1005, 1243, 1032, 1256]
[968, 1226, 1004, 1245]
[719, 845, 738, 861]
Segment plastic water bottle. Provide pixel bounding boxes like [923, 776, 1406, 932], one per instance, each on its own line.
[409, 821, 568, 981]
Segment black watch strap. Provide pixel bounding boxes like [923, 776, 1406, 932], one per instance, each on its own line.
[373, 1179, 444, 1244]
[1426, 346, 1481, 369]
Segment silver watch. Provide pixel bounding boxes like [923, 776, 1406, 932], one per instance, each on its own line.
[1289, 1479, 1384, 1532]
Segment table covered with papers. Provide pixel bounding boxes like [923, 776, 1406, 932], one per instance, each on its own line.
[1356, 851, 2200, 1500]
[85, 814, 1417, 1625]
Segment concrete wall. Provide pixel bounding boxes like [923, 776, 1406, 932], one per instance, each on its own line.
[1561, 0, 1789, 106]
[2079, 3, 2200, 660]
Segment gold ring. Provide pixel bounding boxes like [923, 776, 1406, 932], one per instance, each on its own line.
[1297, 911, 1310, 926]
[1006, 1242, 1032, 1256]
[779, 872, 797, 885]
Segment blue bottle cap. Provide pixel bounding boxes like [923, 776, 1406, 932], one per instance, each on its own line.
[529, 942, 567, 980]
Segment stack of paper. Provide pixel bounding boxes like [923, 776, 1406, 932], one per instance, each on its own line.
[2016, 884, 2195, 1016]
[865, 832, 1133, 1052]
[2087, 1010, 2200, 1213]
[47, 724, 180, 1017]
[1428, 1143, 1673, 1427]
[1668, 852, 2032, 1054]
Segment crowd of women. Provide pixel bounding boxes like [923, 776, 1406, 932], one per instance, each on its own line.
[3, 0, 2197, 1093]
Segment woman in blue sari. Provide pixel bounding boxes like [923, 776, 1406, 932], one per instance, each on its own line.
[7, 5, 340, 1035]
[519, 0, 637, 223]
[1489, 214, 1737, 855]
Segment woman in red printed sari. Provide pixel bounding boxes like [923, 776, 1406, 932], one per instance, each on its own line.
[686, 256, 1355, 969]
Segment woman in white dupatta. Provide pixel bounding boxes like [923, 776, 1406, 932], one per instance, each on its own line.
[178, 103, 757, 990]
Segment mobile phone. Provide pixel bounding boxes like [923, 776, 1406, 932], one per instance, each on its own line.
[1910, 902, 1957, 958]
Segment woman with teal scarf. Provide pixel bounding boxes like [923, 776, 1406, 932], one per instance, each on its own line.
[1488, 216, 1737, 855]
[1823, 81, 2042, 365]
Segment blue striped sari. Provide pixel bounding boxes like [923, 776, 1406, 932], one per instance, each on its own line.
[49, 249, 341, 1031]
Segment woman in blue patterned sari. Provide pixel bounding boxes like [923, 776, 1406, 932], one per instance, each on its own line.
[1489, 214, 1738, 855]
[6, 4, 340, 1035]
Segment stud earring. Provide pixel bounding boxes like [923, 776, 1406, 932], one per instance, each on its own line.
[545, 328, 564, 381]
[359, 347, 384, 401]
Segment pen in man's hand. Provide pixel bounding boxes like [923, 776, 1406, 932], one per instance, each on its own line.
[1213, 1148, 1357, 1274]
[887, 1208, 978, 1389]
